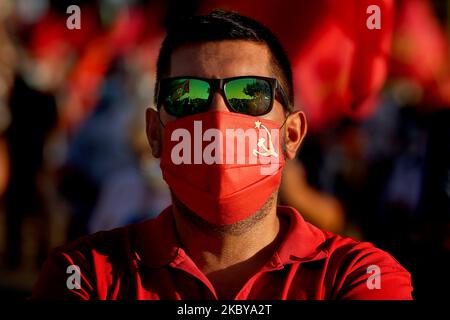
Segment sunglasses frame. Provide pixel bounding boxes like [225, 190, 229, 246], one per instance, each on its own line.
[156, 75, 290, 118]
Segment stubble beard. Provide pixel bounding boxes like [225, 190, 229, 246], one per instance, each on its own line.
[171, 190, 278, 237]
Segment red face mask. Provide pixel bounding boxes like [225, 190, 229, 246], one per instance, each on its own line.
[160, 111, 285, 225]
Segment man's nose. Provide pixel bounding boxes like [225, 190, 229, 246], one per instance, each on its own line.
[209, 92, 229, 112]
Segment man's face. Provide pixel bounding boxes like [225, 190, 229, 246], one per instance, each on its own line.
[147, 40, 307, 232]
[158, 40, 287, 127]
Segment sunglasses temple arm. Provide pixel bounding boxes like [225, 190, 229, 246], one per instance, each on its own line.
[276, 83, 290, 111]
[157, 110, 166, 128]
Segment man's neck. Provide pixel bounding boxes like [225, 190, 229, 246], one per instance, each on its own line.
[172, 202, 286, 298]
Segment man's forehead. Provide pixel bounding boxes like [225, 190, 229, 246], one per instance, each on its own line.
[169, 40, 272, 79]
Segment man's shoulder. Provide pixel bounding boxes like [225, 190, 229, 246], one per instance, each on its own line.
[320, 230, 407, 272]
[279, 205, 406, 272]
[54, 226, 129, 258]
[50, 216, 162, 265]
[281, 205, 413, 299]
[31, 216, 165, 299]
[314, 229, 413, 299]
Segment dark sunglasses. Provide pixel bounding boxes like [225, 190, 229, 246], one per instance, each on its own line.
[156, 76, 290, 117]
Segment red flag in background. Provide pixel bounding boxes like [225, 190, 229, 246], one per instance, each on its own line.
[198, 0, 395, 131]
[29, 6, 100, 59]
[62, 2, 166, 131]
[389, 0, 450, 109]
[63, 7, 148, 130]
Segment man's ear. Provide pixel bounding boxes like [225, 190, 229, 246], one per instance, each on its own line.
[145, 108, 163, 158]
[283, 110, 307, 160]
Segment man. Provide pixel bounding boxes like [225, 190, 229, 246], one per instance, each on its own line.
[32, 10, 413, 300]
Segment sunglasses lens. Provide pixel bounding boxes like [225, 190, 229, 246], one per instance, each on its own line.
[224, 78, 272, 116]
[162, 79, 210, 117]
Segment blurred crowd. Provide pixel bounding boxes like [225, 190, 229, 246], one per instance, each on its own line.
[0, 0, 449, 299]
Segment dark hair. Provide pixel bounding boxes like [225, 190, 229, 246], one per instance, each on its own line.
[154, 9, 294, 111]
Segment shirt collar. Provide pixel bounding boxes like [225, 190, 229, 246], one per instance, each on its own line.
[133, 205, 328, 268]
[133, 205, 180, 268]
[274, 205, 328, 265]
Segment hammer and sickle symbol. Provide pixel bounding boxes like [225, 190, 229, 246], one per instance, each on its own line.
[252, 121, 279, 158]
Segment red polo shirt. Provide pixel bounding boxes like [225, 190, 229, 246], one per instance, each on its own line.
[31, 206, 413, 299]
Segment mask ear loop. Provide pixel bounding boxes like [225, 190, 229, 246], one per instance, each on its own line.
[277, 112, 290, 157]
[279, 112, 290, 129]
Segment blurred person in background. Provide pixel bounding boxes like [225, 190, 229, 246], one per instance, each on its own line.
[60, 60, 137, 240]
[63, 57, 171, 235]
[280, 160, 346, 234]
[54, 0, 168, 239]
[0, 0, 15, 200]
[1, 0, 67, 268]
[3, 73, 58, 269]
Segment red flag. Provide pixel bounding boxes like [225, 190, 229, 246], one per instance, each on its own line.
[62, 2, 166, 131]
[389, 0, 450, 108]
